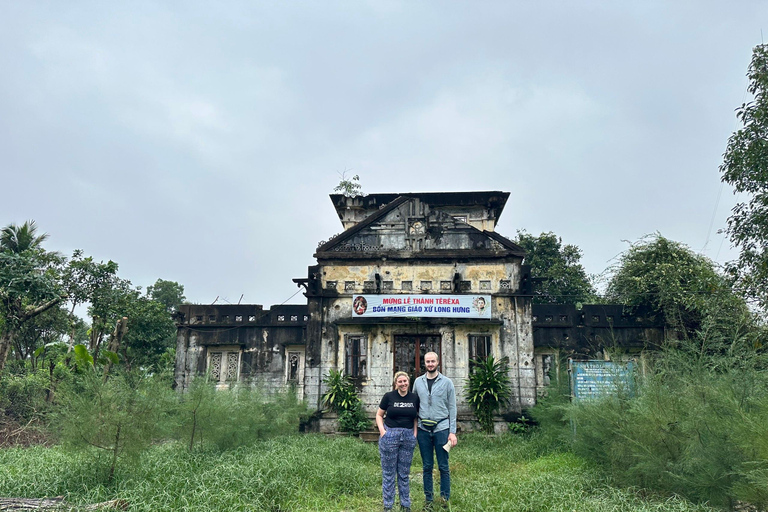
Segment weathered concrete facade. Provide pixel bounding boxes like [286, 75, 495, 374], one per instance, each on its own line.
[531, 303, 664, 397]
[173, 191, 664, 432]
[291, 192, 536, 431]
[174, 304, 308, 394]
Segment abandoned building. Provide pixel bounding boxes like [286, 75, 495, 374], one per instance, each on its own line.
[173, 191, 663, 431]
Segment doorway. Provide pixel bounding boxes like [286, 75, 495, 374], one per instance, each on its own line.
[394, 334, 442, 383]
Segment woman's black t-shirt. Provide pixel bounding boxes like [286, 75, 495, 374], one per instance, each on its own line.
[379, 390, 420, 429]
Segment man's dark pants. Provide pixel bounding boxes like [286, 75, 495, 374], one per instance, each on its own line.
[417, 428, 450, 502]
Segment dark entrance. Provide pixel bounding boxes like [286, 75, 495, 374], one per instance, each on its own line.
[394, 334, 442, 383]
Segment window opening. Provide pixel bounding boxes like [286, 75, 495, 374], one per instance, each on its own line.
[468, 334, 492, 372]
[394, 335, 441, 383]
[287, 352, 301, 382]
[345, 335, 367, 379]
[207, 347, 241, 384]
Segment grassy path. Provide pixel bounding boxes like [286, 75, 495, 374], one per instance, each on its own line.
[0, 433, 715, 511]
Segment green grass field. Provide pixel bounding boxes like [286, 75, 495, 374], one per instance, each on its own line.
[0, 433, 716, 512]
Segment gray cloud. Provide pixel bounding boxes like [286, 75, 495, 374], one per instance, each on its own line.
[0, 0, 761, 306]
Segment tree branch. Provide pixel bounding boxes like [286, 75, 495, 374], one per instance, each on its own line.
[21, 296, 67, 322]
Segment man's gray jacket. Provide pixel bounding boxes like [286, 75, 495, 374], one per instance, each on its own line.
[414, 372, 457, 434]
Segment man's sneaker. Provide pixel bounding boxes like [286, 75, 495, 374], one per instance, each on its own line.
[400, 507, 411, 512]
[423, 501, 434, 512]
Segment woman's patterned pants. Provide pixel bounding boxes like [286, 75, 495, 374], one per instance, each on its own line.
[379, 427, 417, 509]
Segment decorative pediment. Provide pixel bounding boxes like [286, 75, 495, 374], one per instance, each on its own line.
[315, 196, 524, 259]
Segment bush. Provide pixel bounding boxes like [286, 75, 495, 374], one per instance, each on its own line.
[560, 334, 768, 508]
[322, 369, 370, 434]
[529, 360, 573, 449]
[0, 371, 49, 421]
[337, 402, 370, 435]
[465, 356, 512, 433]
[321, 369, 359, 413]
[54, 371, 176, 482]
[176, 378, 310, 451]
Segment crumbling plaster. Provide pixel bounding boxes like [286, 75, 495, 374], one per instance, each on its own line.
[319, 262, 521, 294]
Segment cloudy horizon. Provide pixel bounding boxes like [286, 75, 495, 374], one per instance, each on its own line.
[1, 1, 763, 308]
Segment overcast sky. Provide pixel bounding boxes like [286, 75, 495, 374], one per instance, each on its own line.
[1, 1, 764, 308]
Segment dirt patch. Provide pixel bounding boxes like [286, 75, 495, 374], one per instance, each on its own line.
[0, 414, 51, 448]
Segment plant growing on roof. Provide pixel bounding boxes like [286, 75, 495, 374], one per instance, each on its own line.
[465, 356, 512, 434]
[333, 170, 365, 198]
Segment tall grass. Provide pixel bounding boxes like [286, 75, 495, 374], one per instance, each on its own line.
[534, 331, 768, 509]
[0, 433, 717, 511]
[42, 373, 312, 484]
[176, 378, 311, 451]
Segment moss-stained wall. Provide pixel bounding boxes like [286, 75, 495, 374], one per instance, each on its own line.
[173, 304, 307, 393]
[173, 192, 664, 433]
[305, 257, 535, 417]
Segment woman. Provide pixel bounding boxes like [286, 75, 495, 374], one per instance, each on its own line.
[377, 371, 419, 512]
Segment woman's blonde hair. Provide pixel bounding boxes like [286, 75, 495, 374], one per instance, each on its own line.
[393, 371, 410, 386]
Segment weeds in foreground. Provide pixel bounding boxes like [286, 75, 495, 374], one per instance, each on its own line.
[177, 378, 310, 451]
[49, 374, 311, 483]
[532, 333, 768, 509]
[0, 433, 717, 512]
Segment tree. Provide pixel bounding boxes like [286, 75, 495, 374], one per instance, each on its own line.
[60, 250, 120, 352]
[85, 274, 137, 363]
[123, 296, 176, 369]
[514, 231, 597, 304]
[0, 221, 181, 373]
[720, 43, 768, 310]
[0, 222, 66, 371]
[0, 220, 48, 254]
[56, 372, 174, 482]
[605, 234, 749, 340]
[146, 278, 185, 313]
[12, 305, 70, 368]
[333, 171, 364, 198]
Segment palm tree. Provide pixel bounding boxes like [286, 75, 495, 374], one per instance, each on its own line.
[0, 220, 49, 253]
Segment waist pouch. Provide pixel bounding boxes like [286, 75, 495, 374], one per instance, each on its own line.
[421, 417, 448, 432]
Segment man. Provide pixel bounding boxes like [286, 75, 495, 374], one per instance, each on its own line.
[414, 351, 458, 509]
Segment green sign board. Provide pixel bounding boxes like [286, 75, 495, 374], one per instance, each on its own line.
[569, 360, 635, 401]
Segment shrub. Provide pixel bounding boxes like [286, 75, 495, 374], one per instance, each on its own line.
[529, 358, 572, 449]
[337, 402, 370, 435]
[322, 369, 370, 434]
[563, 334, 768, 508]
[175, 378, 310, 451]
[465, 356, 512, 433]
[321, 369, 359, 413]
[0, 371, 49, 421]
[54, 371, 176, 482]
